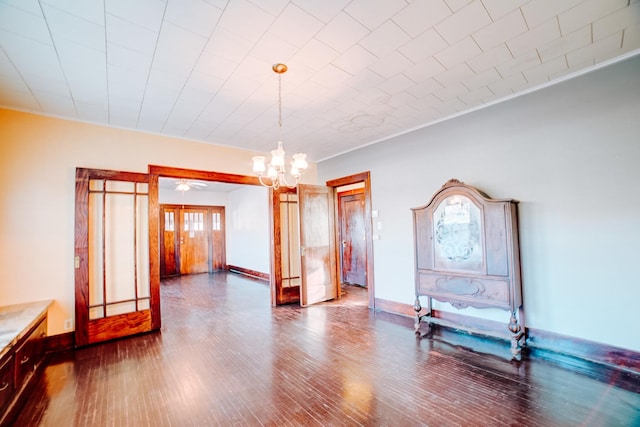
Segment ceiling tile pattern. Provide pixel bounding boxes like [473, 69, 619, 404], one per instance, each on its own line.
[0, 0, 638, 161]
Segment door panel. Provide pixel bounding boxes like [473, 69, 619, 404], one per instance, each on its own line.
[298, 184, 337, 306]
[339, 191, 367, 286]
[210, 207, 226, 271]
[75, 168, 157, 347]
[179, 208, 209, 275]
[160, 207, 178, 277]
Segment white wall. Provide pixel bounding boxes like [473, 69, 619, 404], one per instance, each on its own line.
[318, 55, 640, 352]
[158, 187, 228, 206]
[159, 187, 228, 206]
[226, 186, 270, 274]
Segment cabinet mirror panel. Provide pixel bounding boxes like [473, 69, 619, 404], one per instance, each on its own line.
[433, 195, 483, 273]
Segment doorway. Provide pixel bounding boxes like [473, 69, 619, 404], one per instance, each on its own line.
[149, 165, 270, 288]
[271, 172, 374, 308]
[160, 204, 226, 278]
[327, 172, 374, 309]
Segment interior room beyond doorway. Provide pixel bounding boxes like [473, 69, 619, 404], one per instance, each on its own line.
[158, 176, 271, 282]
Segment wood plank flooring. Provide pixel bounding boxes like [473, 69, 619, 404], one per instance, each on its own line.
[15, 273, 640, 426]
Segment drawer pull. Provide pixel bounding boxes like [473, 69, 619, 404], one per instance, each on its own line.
[20, 355, 30, 365]
[0, 381, 8, 391]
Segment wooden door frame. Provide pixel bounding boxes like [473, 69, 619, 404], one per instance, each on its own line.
[326, 172, 375, 309]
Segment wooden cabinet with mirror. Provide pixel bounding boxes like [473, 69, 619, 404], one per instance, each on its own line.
[412, 179, 525, 359]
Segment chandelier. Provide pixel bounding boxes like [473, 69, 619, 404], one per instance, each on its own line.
[252, 63, 308, 190]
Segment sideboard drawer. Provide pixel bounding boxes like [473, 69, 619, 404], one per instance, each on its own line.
[417, 271, 511, 309]
[14, 319, 46, 389]
[0, 355, 14, 414]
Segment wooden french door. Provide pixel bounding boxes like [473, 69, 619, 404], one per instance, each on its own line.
[272, 187, 301, 305]
[338, 190, 367, 286]
[298, 184, 338, 306]
[74, 168, 159, 347]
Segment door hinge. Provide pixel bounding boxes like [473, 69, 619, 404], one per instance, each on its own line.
[74, 256, 80, 269]
[300, 246, 306, 256]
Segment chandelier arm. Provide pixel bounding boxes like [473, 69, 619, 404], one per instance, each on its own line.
[278, 173, 299, 189]
[258, 174, 279, 190]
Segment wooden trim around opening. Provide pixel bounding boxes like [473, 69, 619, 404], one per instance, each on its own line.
[148, 165, 262, 186]
[375, 297, 640, 375]
[227, 265, 270, 281]
[326, 171, 374, 310]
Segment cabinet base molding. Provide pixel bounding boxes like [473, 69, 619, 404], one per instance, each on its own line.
[375, 297, 640, 375]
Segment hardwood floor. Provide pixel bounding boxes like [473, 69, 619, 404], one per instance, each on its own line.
[15, 273, 640, 426]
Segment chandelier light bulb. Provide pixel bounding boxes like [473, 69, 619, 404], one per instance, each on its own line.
[252, 156, 266, 173]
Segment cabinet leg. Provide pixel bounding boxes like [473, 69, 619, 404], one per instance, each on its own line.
[413, 297, 422, 334]
[508, 312, 524, 360]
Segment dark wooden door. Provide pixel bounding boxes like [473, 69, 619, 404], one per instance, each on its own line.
[209, 206, 226, 271]
[75, 168, 159, 347]
[160, 206, 178, 277]
[179, 208, 209, 275]
[298, 184, 338, 306]
[339, 190, 367, 286]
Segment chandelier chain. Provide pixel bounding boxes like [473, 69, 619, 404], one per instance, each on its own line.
[278, 72, 282, 141]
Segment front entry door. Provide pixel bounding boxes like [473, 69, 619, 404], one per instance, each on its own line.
[339, 190, 367, 286]
[74, 168, 159, 346]
[298, 184, 338, 306]
[179, 207, 209, 275]
[160, 205, 226, 277]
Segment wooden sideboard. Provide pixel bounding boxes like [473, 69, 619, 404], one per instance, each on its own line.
[412, 179, 525, 359]
[0, 301, 51, 426]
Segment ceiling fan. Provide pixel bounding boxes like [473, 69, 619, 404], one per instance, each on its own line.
[175, 179, 207, 192]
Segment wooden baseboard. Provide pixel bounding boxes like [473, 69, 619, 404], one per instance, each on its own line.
[375, 298, 640, 375]
[45, 332, 75, 353]
[374, 298, 415, 317]
[226, 265, 269, 281]
[526, 328, 640, 375]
